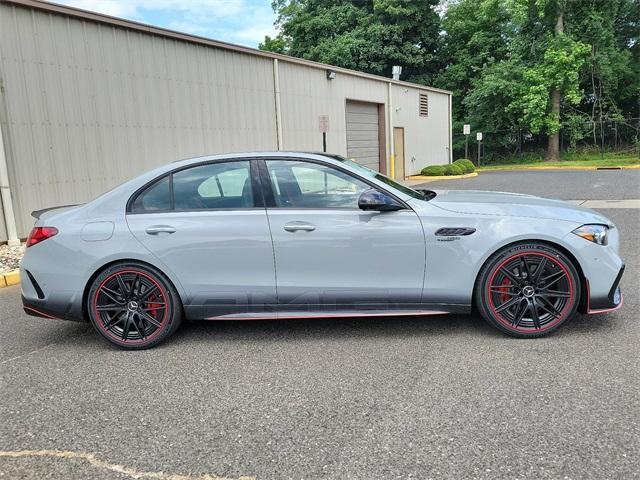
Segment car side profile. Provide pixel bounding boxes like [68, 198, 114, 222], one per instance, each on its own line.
[20, 152, 624, 349]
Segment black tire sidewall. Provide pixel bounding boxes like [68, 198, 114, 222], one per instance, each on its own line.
[87, 262, 182, 349]
[475, 243, 581, 338]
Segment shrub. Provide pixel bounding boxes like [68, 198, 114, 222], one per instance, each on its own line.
[420, 165, 446, 176]
[453, 158, 475, 173]
[444, 164, 464, 176]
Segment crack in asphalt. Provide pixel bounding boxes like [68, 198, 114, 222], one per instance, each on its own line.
[0, 450, 256, 480]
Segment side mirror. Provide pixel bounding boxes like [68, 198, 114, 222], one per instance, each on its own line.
[358, 189, 403, 212]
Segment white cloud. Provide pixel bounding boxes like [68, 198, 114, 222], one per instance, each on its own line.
[57, 0, 276, 47]
[63, 0, 245, 18]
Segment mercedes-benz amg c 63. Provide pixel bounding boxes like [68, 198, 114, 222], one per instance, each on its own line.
[21, 152, 624, 349]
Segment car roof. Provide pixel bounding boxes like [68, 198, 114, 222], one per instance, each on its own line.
[171, 151, 344, 166]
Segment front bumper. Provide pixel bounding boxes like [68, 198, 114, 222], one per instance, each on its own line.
[587, 264, 624, 314]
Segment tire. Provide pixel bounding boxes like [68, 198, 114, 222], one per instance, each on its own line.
[87, 261, 183, 349]
[475, 242, 581, 338]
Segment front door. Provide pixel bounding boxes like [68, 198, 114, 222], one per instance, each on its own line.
[126, 160, 276, 318]
[394, 127, 405, 180]
[261, 158, 425, 312]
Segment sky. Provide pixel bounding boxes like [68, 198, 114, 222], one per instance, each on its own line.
[55, 0, 278, 48]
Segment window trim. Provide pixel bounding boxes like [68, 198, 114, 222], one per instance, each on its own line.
[126, 156, 411, 214]
[257, 157, 410, 211]
[126, 158, 262, 214]
[128, 174, 172, 214]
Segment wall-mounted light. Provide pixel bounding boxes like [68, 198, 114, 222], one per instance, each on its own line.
[326, 69, 336, 80]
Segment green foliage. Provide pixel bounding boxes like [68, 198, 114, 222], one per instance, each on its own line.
[264, 0, 639, 155]
[444, 164, 464, 176]
[420, 165, 446, 176]
[259, 35, 288, 54]
[453, 159, 476, 173]
[261, 0, 441, 83]
[479, 152, 640, 170]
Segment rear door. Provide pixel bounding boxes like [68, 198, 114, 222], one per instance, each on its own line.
[261, 158, 425, 312]
[126, 159, 276, 318]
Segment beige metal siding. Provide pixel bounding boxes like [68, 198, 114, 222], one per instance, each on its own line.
[391, 85, 451, 175]
[277, 61, 387, 157]
[0, 195, 7, 242]
[0, 3, 277, 237]
[345, 100, 379, 171]
[0, 2, 452, 240]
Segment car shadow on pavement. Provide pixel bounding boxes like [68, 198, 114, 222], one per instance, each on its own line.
[161, 310, 617, 348]
[11, 309, 619, 354]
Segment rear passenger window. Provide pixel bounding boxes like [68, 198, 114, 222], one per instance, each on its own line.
[173, 161, 253, 210]
[130, 176, 171, 212]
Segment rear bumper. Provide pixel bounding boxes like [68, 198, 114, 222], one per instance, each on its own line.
[22, 295, 85, 322]
[587, 264, 624, 314]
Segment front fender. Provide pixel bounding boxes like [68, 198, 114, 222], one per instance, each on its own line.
[420, 211, 584, 305]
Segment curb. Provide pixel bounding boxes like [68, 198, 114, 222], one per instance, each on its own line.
[407, 172, 478, 183]
[0, 269, 20, 288]
[477, 164, 640, 172]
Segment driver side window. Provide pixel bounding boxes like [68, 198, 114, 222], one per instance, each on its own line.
[265, 160, 370, 209]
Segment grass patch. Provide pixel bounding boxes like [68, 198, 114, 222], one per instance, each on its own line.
[478, 152, 640, 170]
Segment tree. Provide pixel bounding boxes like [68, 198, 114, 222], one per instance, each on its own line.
[259, 0, 441, 84]
[439, 0, 590, 160]
[259, 35, 288, 54]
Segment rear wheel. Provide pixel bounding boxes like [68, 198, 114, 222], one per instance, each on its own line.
[87, 262, 182, 349]
[476, 243, 580, 337]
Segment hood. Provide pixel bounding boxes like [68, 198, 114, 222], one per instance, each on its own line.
[425, 190, 612, 226]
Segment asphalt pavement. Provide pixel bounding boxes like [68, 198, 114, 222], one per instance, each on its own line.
[1, 170, 639, 479]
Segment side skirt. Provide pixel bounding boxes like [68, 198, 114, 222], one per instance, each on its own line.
[189, 303, 470, 321]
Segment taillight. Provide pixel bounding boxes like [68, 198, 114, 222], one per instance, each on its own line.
[26, 227, 59, 248]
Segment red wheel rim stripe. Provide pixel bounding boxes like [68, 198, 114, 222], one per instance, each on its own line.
[487, 251, 575, 333]
[92, 269, 170, 345]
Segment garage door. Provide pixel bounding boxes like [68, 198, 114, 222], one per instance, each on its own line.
[345, 100, 380, 171]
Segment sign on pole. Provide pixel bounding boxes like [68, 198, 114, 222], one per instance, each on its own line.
[319, 115, 329, 152]
[463, 124, 471, 158]
[318, 115, 329, 133]
[476, 132, 483, 141]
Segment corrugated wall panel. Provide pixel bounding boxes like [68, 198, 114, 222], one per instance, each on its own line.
[391, 85, 451, 175]
[0, 3, 277, 237]
[0, 190, 7, 243]
[278, 62, 387, 156]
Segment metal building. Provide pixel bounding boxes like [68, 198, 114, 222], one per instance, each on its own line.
[0, 0, 452, 244]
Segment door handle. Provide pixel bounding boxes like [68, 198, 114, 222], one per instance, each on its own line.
[145, 225, 176, 235]
[283, 222, 316, 232]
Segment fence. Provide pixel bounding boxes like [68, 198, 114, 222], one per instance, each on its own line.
[452, 117, 640, 164]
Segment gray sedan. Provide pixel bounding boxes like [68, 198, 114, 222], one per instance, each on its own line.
[20, 152, 624, 349]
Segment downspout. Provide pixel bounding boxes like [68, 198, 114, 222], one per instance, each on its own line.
[387, 82, 395, 178]
[448, 93, 453, 164]
[273, 58, 283, 150]
[0, 78, 19, 246]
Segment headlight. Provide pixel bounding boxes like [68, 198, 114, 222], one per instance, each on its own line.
[572, 224, 608, 245]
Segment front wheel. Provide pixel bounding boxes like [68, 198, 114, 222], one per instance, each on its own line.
[475, 243, 581, 338]
[87, 262, 183, 349]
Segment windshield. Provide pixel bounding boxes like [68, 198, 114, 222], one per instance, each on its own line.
[339, 158, 432, 200]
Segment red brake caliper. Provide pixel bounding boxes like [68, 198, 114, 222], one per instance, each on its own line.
[499, 277, 512, 304]
[146, 293, 160, 319]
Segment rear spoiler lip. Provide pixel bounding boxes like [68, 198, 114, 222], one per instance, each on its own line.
[31, 204, 80, 220]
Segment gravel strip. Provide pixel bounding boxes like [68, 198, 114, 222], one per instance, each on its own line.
[0, 243, 25, 274]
